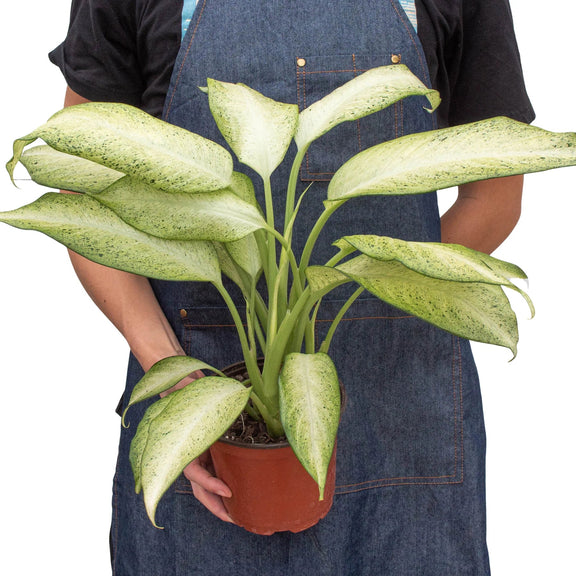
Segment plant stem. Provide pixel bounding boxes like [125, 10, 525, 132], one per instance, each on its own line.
[298, 200, 345, 285]
[284, 147, 307, 232]
[319, 287, 364, 354]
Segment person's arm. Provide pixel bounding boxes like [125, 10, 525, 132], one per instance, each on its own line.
[440, 175, 523, 254]
[63, 87, 233, 523]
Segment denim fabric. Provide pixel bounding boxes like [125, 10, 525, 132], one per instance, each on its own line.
[110, 2, 490, 574]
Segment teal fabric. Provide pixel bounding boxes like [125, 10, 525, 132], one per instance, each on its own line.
[181, 0, 418, 37]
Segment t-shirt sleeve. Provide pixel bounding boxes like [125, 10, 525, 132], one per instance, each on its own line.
[448, 0, 535, 126]
[49, 0, 144, 105]
[49, 0, 181, 116]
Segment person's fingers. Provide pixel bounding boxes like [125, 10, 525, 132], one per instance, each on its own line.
[183, 457, 234, 523]
[183, 459, 231, 498]
[190, 482, 235, 523]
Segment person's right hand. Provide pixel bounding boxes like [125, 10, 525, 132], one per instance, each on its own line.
[183, 451, 235, 523]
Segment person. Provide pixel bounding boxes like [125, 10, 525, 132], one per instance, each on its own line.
[48, 1, 534, 574]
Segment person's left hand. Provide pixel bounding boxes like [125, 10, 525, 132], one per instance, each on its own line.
[183, 452, 235, 523]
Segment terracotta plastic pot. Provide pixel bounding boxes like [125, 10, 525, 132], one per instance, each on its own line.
[209, 438, 336, 535]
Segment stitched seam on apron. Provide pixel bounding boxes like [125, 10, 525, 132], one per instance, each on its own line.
[335, 334, 465, 493]
[388, 0, 428, 81]
[165, 0, 208, 119]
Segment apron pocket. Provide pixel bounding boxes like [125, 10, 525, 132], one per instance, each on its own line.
[314, 298, 465, 493]
[296, 53, 404, 181]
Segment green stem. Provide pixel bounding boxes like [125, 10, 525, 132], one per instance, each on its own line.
[284, 146, 308, 233]
[305, 299, 322, 354]
[319, 287, 365, 354]
[213, 282, 262, 393]
[298, 200, 345, 285]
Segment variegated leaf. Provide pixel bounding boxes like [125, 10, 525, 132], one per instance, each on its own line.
[7, 102, 233, 193]
[132, 377, 251, 526]
[0, 193, 221, 282]
[295, 65, 440, 150]
[122, 356, 226, 426]
[92, 176, 268, 242]
[20, 145, 124, 194]
[334, 255, 519, 354]
[207, 78, 299, 179]
[328, 117, 576, 202]
[279, 353, 340, 499]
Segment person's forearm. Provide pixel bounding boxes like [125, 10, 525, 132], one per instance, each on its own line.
[68, 251, 184, 371]
[61, 86, 183, 371]
[441, 175, 523, 254]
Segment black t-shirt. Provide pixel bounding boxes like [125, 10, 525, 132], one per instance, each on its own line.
[49, 0, 535, 127]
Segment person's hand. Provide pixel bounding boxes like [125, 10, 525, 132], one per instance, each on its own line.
[158, 368, 235, 523]
[183, 451, 235, 523]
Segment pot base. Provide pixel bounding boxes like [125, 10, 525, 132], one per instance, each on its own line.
[210, 439, 336, 535]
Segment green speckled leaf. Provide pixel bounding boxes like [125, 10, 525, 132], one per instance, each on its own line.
[0, 193, 221, 283]
[133, 377, 251, 526]
[295, 65, 440, 150]
[279, 353, 340, 499]
[207, 78, 299, 179]
[122, 356, 226, 426]
[335, 255, 519, 355]
[328, 117, 576, 202]
[20, 145, 124, 194]
[130, 400, 170, 494]
[7, 102, 233, 193]
[338, 234, 533, 308]
[92, 175, 268, 242]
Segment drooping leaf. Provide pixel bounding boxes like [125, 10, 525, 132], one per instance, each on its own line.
[333, 255, 520, 355]
[132, 377, 251, 526]
[279, 353, 340, 499]
[19, 145, 125, 194]
[294, 65, 440, 151]
[122, 356, 226, 426]
[328, 117, 576, 203]
[7, 102, 233, 193]
[0, 193, 221, 283]
[207, 78, 299, 179]
[129, 400, 170, 494]
[91, 175, 268, 241]
[335, 235, 534, 316]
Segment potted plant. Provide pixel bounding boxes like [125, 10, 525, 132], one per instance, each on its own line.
[2, 65, 575, 534]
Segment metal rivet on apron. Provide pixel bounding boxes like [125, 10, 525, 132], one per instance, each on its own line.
[391, 54, 401, 64]
[179, 308, 188, 319]
[296, 57, 306, 67]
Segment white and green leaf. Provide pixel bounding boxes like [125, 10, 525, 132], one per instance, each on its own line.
[7, 102, 233, 193]
[336, 235, 534, 316]
[122, 356, 226, 426]
[91, 175, 268, 242]
[295, 65, 440, 150]
[207, 78, 299, 179]
[130, 377, 251, 527]
[334, 255, 520, 355]
[279, 353, 340, 499]
[19, 145, 124, 194]
[0, 193, 221, 282]
[328, 117, 576, 203]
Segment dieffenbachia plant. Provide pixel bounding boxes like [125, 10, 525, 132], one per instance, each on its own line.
[3, 65, 576, 526]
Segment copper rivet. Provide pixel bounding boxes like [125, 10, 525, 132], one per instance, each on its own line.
[297, 57, 306, 67]
[391, 54, 401, 64]
[180, 308, 188, 319]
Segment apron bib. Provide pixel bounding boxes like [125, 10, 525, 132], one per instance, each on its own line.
[111, 3, 491, 574]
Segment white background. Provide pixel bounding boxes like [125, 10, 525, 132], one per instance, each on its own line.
[0, 2, 574, 574]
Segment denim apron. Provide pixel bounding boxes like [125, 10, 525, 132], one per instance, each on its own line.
[110, 2, 490, 574]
